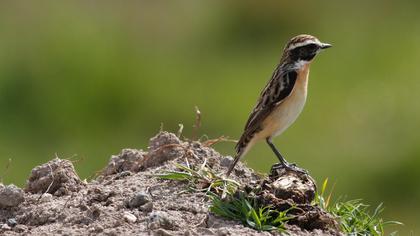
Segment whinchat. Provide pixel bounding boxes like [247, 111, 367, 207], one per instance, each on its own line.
[226, 34, 331, 176]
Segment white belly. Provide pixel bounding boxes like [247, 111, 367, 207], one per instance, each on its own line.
[269, 88, 307, 137]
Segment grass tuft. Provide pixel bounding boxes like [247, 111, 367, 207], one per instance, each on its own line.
[157, 159, 295, 232]
[156, 159, 239, 196]
[314, 179, 403, 236]
[157, 161, 402, 235]
[209, 192, 294, 232]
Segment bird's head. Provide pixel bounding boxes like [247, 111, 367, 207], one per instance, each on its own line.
[281, 34, 331, 67]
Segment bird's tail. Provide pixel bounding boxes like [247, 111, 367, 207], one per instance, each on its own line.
[226, 130, 255, 177]
[225, 150, 244, 177]
[226, 133, 254, 177]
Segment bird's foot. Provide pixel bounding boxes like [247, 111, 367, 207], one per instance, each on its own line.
[270, 162, 308, 177]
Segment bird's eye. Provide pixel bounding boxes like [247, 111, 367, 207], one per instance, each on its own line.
[306, 44, 317, 50]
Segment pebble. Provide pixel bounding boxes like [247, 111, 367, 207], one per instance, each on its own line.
[13, 224, 28, 233]
[123, 212, 137, 223]
[220, 156, 233, 167]
[148, 211, 175, 230]
[39, 193, 53, 203]
[139, 201, 153, 212]
[7, 218, 17, 227]
[128, 192, 151, 208]
[154, 228, 175, 236]
[0, 184, 25, 208]
[1, 224, 11, 230]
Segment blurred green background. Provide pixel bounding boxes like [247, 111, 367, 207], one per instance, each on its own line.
[0, 0, 419, 234]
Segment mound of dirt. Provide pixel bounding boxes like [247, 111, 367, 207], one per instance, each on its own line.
[0, 131, 342, 235]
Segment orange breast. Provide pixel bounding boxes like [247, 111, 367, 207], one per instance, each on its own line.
[259, 63, 310, 139]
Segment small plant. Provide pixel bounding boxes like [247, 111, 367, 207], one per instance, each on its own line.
[314, 179, 403, 236]
[157, 159, 295, 232]
[158, 159, 402, 235]
[330, 200, 402, 236]
[209, 192, 294, 232]
[156, 159, 239, 197]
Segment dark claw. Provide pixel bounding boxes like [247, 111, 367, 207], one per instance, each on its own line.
[271, 162, 309, 175]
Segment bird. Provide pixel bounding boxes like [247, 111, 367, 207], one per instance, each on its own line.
[226, 34, 331, 177]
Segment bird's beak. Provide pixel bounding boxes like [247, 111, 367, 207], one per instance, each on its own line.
[320, 43, 332, 49]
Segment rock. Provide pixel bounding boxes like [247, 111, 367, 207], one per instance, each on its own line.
[104, 228, 118, 236]
[103, 149, 146, 176]
[148, 132, 182, 151]
[0, 184, 24, 208]
[154, 228, 175, 236]
[1, 224, 11, 230]
[220, 156, 233, 167]
[88, 225, 104, 233]
[140, 202, 153, 212]
[287, 205, 341, 233]
[144, 132, 184, 168]
[123, 212, 137, 223]
[13, 224, 28, 233]
[7, 218, 17, 227]
[115, 171, 131, 179]
[249, 165, 341, 234]
[39, 193, 53, 203]
[128, 191, 151, 208]
[25, 158, 84, 196]
[148, 211, 175, 230]
[268, 167, 316, 204]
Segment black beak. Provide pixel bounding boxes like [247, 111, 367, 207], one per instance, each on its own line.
[320, 43, 332, 49]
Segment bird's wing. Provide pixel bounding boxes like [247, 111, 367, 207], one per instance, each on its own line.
[235, 68, 298, 153]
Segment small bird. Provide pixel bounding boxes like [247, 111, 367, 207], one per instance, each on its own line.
[226, 34, 331, 176]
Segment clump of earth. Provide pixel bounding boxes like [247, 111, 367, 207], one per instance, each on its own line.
[0, 131, 342, 235]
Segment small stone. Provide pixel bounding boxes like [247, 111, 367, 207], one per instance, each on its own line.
[25, 158, 83, 196]
[89, 225, 104, 233]
[128, 191, 151, 208]
[139, 201, 153, 212]
[123, 212, 137, 223]
[216, 228, 229, 236]
[0, 184, 25, 208]
[1, 224, 11, 230]
[103, 149, 146, 176]
[116, 171, 131, 179]
[13, 224, 28, 233]
[220, 156, 233, 167]
[269, 169, 316, 204]
[154, 228, 175, 236]
[148, 211, 175, 230]
[95, 225, 104, 232]
[39, 193, 53, 203]
[7, 218, 17, 227]
[104, 229, 118, 236]
[144, 132, 184, 168]
[148, 132, 181, 151]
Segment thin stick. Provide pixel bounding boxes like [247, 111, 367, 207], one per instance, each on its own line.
[177, 124, 184, 138]
[203, 136, 237, 147]
[37, 159, 56, 202]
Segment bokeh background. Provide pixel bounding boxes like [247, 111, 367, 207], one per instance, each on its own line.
[0, 1, 419, 234]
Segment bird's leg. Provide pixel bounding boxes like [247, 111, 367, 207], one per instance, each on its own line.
[265, 138, 308, 174]
[266, 138, 289, 167]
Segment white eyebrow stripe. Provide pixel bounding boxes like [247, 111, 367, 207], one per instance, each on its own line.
[287, 39, 320, 50]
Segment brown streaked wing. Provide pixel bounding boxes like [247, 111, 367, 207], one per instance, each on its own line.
[235, 69, 298, 153]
